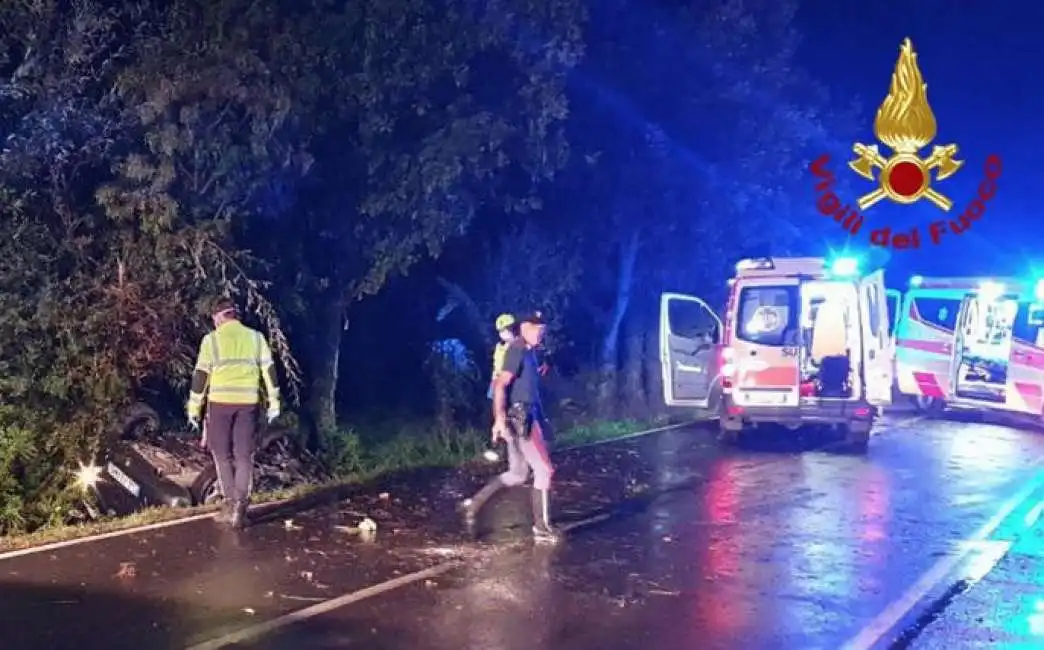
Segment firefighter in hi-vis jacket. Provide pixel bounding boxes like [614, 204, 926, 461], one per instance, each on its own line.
[187, 299, 281, 529]
[488, 313, 518, 399]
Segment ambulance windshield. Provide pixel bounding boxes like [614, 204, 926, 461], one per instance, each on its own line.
[736, 286, 798, 346]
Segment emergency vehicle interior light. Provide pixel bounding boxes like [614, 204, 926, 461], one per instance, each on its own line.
[910, 275, 924, 287]
[829, 257, 859, 277]
[736, 258, 774, 272]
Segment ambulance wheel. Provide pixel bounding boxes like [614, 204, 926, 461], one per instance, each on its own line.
[717, 424, 743, 447]
[914, 395, 944, 414]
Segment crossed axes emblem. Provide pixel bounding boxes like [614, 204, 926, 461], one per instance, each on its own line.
[849, 143, 963, 211]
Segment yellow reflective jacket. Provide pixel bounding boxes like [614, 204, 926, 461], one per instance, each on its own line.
[186, 321, 280, 416]
[492, 341, 510, 380]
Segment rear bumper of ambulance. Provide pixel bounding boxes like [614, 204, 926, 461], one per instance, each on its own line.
[720, 395, 875, 431]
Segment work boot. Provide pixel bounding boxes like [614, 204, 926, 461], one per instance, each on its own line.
[530, 488, 561, 544]
[230, 499, 250, 530]
[213, 501, 234, 524]
[458, 477, 505, 534]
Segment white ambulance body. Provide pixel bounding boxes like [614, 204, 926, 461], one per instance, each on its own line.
[659, 256, 893, 450]
[893, 275, 1044, 417]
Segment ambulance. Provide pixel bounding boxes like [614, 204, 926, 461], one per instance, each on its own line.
[659, 256, 894, 450]
[893, 275, 1044, 418]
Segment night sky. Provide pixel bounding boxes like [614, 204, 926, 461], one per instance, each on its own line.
[795, 1, 1041, 279]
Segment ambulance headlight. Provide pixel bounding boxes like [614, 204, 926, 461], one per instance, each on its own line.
[978, 281, 1005, 301]
[1035, 279, 1044, 301]
[829, 257, 859, 277]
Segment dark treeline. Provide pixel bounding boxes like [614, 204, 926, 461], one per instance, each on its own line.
[0, 0, 852, 531]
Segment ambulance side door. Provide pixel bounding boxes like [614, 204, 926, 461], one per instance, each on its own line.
[951, 294, 976, 393]
[659, 292, 723, 408]
[859, 270, 893, 405]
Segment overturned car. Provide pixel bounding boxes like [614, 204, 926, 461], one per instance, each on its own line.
[74, 403, 328, 520]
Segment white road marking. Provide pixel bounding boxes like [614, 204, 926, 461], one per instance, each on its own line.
[0, 421, 699, 562]
[184, 411, 966, 650]
[0, 512, 218, 561]
[185, 505, 620, 650]
[565, 420, 700, 449]
[183, 561, 462, 650]
[561, 512, 611, 531]
[841, 461, 1044, 650]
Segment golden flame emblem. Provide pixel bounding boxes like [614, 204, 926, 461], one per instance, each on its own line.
[849, 39, 963, 211]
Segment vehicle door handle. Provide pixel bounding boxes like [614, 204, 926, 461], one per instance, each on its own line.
[869, 350, 876, 360]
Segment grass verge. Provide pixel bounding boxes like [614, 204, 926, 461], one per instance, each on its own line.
[0, 416, 675, 553]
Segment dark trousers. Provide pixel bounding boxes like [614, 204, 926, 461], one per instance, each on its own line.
[500, 403, 554, 491]
[206, 403, 259, 503]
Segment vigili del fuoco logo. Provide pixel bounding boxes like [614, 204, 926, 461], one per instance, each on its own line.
[808, 38, 1001, 250]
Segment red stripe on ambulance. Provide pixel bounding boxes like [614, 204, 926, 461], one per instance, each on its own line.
[912, 372, 945, 398]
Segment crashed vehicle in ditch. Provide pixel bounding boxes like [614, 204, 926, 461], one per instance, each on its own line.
[73, 402, 328, 520]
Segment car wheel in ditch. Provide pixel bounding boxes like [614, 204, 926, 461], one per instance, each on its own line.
[191, 465, 223, 506]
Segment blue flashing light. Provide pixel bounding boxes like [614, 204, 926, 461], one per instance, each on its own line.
[910, 275, 924, 287]
[830, 257, 859, 277]
[1036, 279, 1044, 301]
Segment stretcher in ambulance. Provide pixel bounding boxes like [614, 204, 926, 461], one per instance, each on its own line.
[659, 256, 893, 450]
[893, 276, 1044, 417]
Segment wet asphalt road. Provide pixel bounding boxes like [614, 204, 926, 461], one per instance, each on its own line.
[3, 414, 1044, 650]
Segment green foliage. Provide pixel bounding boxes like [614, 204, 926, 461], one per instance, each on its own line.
[317, 427, 368, 477]
[424, 340, 481, 433]
[0, 0, 583, 534]
[0, 0, 847, 539]
[317, 417, 650, 479]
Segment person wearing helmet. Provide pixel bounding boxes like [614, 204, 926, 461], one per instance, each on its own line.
[460, 311, 560, 543]
[488, 313, 518, 400]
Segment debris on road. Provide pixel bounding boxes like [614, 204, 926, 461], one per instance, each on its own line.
[334, 516, 378, 538]
[114, 562, 136, 579]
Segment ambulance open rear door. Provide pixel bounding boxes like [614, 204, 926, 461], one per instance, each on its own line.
[659, 292, 723, 408]
[859, 270, 893, 406]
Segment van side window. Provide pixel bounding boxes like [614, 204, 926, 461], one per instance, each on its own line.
[668, 299, 718, 340]
[1012, 302, 1043, 346]
[911, 297, 961, 331]
[867, 286, 882, 339]
[736, 286, 799, 346]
